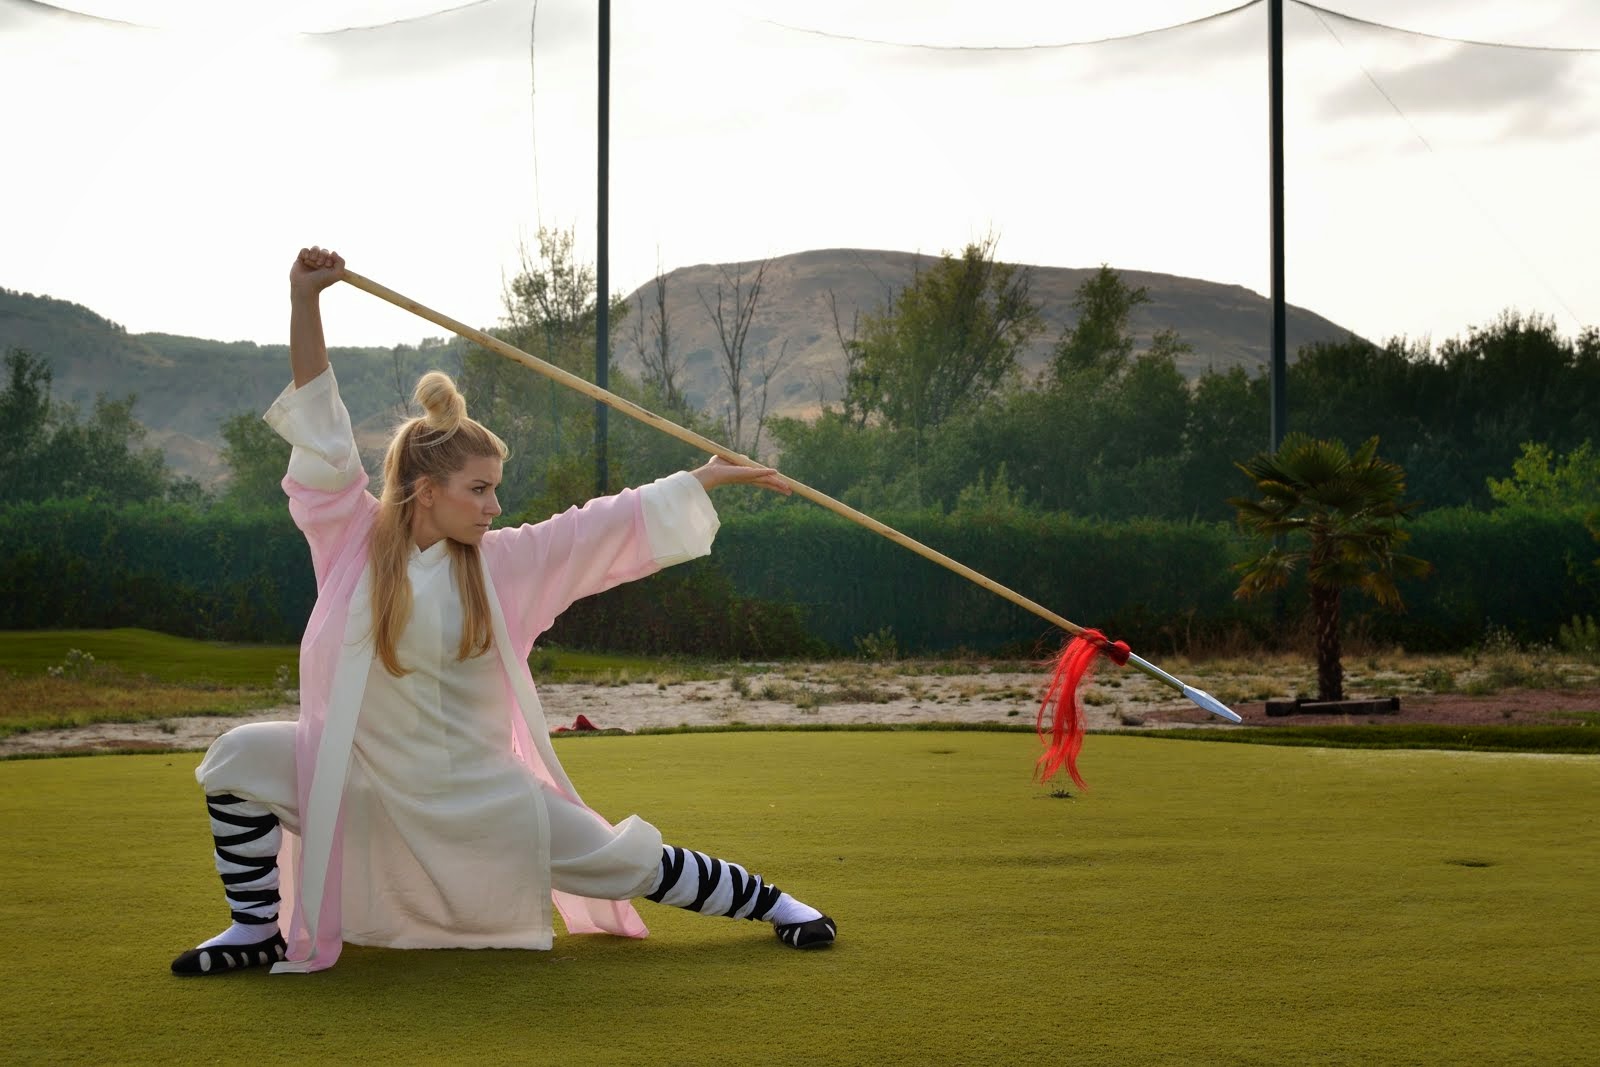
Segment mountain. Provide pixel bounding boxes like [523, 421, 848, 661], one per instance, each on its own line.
[1, 250, 1357, 483]
[0, 287, 449, 484]
[611, 249, 1357, 418]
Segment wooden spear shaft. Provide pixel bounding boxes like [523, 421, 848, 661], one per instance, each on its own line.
[341, 267, 1086, 638]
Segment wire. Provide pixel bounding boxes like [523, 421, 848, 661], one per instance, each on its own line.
[760, 0, 1600, 54]
[6, 0, 149, 28]
[304, 0, 498, 37]
[760, 0, 1260, 52]
[1297, 0, 1600, 54]
[1306, 4, 1587, 332]
[15, 0, 1599, 51]
[5, 0, 504, 35]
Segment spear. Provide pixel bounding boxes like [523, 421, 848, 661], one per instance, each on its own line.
[339, 268, 1242, 786]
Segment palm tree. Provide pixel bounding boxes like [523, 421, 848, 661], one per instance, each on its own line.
[1229, 434, 1431, 701]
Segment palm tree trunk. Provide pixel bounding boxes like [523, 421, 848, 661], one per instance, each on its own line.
[1311, 584, 1343, 701]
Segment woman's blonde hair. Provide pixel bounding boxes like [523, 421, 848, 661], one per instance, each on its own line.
[370, 371, 509, 677]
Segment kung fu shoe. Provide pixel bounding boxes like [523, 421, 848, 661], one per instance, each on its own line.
[775, 914, 837, 949]
[170, 932, 287, 976]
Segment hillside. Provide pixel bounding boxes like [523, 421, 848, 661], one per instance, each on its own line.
[1, 250, 1356, 483]
[610, 249, 1357, 417]
[0, 287, 447, 484]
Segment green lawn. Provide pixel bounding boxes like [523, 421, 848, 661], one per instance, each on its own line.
[0, 630, 699, 738]
[0, 628, 300, 686]
[2, 732, 1596, 1065]
[0, 628, 680, 687]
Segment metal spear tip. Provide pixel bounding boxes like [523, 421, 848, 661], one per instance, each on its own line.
[1181, 685, 1243, 723]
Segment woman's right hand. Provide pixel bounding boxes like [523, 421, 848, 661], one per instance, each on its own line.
[290, 246, 345, 300]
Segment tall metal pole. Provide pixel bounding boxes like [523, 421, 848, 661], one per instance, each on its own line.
[595, 0, 611, 495]
[1268, 0, 1289, 631]
[1268, 0, 1287, 451]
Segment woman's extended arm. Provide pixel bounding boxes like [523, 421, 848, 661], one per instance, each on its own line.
[289, 246, 344, 388]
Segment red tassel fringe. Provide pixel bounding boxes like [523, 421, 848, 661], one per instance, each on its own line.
[1035, 629, 1131, 788]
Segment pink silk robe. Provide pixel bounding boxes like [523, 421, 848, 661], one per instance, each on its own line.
[262, 369, 717, 973]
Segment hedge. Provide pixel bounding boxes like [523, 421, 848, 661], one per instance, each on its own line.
[1, 499, 1594, 655]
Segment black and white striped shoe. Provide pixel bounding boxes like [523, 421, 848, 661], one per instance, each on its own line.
[775, 914, 836, 949]
[170, 932, 286, 976]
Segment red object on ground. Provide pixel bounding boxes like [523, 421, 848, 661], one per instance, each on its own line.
[554, 714, 600, 733]
[1035, 629, 1130, 788]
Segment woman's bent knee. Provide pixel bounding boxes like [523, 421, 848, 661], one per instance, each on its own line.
[195, 721, 299, 828]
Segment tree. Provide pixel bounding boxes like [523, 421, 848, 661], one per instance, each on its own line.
[0, 347, 177, 505]
[844, 238, 1042, 434]
[0, 348, 52, 478]
[1050, 264, 1148, 382]
[501, 227, 605, 373]
[1023, 270, 1194, 516]
[462, 227, 622, 514]
[1180, 365, 1266, 520]
[1486, 441, 1600, 512]
[697, 259, 775, 453]
[219, 410, 291, 510]
[476, 228, 714, 518]
[627, 263, 685, 414]
[1230, 434, 1432, 701]
[1279, 315, 1600, 511]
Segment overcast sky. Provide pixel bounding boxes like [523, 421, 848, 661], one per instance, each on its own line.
[2, 0, 1596, 353]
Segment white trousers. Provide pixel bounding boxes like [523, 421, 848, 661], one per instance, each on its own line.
[196, 720, 661, 902]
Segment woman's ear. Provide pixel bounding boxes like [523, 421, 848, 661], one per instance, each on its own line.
[416, 476, 435, 509]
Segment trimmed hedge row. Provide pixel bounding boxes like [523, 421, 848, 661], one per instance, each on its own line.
[1, 499, 1594, 654]
[1370, 506, 1600, 650]
[0, 501, 308, 642]
[710, 509, 1261, 655]
[715, 506, 1600, 654]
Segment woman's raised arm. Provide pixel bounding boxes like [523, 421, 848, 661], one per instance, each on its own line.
[289, 246, 344, 388]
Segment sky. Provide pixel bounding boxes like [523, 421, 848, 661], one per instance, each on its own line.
[1, 0, 1597, 353]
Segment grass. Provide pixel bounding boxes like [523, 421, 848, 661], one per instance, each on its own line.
[0, 671, 280, 738]
[0, 630, 696, 739]
[1134, 723, 1600, 754]
[0, 628, 299, 686]
[2, 732, 1597, 1064]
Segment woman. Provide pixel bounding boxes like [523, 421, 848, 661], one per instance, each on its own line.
[170, 247, 834, 976]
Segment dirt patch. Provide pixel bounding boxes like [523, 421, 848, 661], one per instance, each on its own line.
[5, 670, 1596, 757]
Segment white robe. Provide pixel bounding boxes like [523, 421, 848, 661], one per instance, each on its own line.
[198, 367, 718, 970]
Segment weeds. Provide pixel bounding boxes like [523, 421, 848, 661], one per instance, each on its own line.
[1558, 615, 1600, 659]
[853, 627, 900, 662]
[1419, 667, 1456, 693]
[46, 649, 97, 680]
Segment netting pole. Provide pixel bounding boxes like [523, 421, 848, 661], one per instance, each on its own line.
[595, 0, 612, 496]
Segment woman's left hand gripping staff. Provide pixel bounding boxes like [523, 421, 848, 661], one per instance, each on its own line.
[689, 455, 792, 495]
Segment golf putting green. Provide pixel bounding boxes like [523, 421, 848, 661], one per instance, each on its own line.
[2, 732, 1596, 1064]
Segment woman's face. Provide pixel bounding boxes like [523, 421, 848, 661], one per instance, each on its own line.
[414, 454, 503, 548]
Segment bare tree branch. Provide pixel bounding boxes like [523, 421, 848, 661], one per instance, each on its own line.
[697, 258, 770, 450]
[631, 265, 682, 411]
[750, 337, 792, 458]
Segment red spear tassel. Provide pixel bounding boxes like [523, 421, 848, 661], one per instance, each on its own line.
[1036, 629, 1131, 788]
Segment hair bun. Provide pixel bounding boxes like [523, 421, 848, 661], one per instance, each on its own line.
[414, 371, 467, 431]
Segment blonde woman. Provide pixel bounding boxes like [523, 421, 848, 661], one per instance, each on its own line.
[170, 247, 833, 976]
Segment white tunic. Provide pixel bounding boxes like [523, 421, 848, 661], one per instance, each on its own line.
[340, 539, 555, 948]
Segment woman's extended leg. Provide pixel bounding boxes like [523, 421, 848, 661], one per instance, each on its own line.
[170, 721, 301, 976]
[543, 787, 836, 949]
